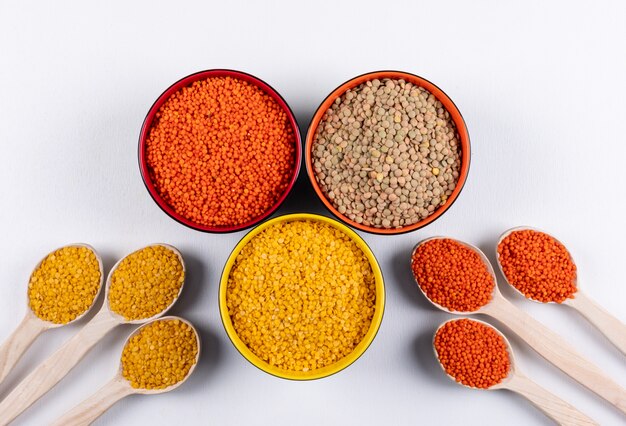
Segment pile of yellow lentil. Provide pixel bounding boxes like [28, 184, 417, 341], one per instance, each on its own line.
[226, 220, 377, 372]
[28, 246, 101, 324]
[108, 246, 184, 321]
[121, 318, 198, 390]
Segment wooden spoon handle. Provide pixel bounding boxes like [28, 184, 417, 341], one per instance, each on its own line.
[0, 313, 46, 385]
[504, 373, 598, 425]
[484, 296, 626, 415]
[565, 291, 626, 356]
[0, 309, 118, 425]
[51, 377, 133, 426]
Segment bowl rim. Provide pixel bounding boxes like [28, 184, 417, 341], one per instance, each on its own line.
[304, 70, 471, 235]
[138, 69, 302, 234]
[218, 212, 386, 380]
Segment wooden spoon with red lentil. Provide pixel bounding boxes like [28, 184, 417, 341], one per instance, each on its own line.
[411, 237, 626, 415]
[434, 318, 597, 425]
[496, 226, 626, 356]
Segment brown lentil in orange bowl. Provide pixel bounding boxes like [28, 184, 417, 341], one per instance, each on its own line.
[306, 71, 470, 235]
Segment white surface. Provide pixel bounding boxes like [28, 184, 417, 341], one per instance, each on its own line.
[0, 0, 625, 425]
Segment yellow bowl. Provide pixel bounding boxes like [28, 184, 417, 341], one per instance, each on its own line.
[219, 213, 385, 380]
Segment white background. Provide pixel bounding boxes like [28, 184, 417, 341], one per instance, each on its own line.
[0, 1, 625, 425]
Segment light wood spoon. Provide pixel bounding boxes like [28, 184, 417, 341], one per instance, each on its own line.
[496, 226, 626, 356]
[434, 318, 597, 425]
[412, 237, 626, 415]
[51, 316, 200, 426]
[0, 244, 103, 387]
[0, 244, 185, 425]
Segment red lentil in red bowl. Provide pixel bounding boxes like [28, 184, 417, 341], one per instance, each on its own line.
[138, 69, 302, 233]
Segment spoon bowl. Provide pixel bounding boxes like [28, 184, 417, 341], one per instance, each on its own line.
[432, 318, 597, 425]
[411, 236, 501, 315]
[116, 315, 200, 395]
[27, 243, 105, 327]
[103, 243, 186, 325]
[0, 244, 104, 386]
[495, 226, 579, 304]
[433, 317, 517, 390]
[496, 226, 626, 355]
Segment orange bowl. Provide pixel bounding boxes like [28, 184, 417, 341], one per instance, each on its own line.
[305, 71, 470, 235]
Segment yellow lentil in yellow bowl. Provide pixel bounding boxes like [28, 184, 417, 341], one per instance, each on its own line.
[219, 213, 385, 380]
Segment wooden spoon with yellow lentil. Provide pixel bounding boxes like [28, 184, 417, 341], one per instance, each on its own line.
[0, 244, 185, 424]
[0, 244, 103, 386]
[51, 317, 200, 426]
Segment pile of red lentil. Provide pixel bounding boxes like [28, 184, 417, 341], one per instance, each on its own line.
[497, 229, 577, 303]
[411, 238, 495, 312]
[434, 319, 511, 389]
[145, 76, 296, 228]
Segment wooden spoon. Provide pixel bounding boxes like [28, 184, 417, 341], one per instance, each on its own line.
[433, 318, 597, 426]
[51, 316, 200, 426]
[0, 244, 185, 425]
[496, 226, 626, 356]
[411, 237, 626, 415]
[0, 244, 104, 386]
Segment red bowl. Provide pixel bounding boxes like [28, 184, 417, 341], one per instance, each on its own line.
[138, 69, 302, 233]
